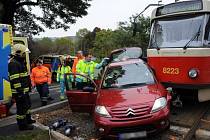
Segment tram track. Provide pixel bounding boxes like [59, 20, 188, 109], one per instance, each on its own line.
[182, 102, 210, 140]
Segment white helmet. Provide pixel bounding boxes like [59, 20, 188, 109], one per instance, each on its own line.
[12, 44, 28, 56]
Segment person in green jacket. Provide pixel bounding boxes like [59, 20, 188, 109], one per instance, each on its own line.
[76, 52, 105, 90]
[57, 57, 72, 100]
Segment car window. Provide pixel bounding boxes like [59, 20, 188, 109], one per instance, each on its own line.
[102, 62, 155, 89]
[43, 57, 53, 64]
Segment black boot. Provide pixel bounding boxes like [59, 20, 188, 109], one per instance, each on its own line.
[41, 101, 47, 106]
[19, 124, 34, 131]
[47, 96, 54, 101]
[26, 114, 36, 124]
[17, 118, 34, 131]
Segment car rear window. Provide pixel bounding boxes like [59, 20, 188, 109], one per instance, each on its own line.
[102, 62, 155, 89]
[42, 57, 60, 64]
[43, 57, 53, 64]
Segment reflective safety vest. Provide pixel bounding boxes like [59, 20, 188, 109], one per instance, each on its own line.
[57, 65, 72, 81]
[76, 60, 98, 81]
[8, 57, 30, 94]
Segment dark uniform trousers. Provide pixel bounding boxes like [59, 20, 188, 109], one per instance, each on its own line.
[14, 93, 32, 126]
[36, 83, 49, 106]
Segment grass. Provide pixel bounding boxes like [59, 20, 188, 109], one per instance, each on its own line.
[0, 130, 50, 140]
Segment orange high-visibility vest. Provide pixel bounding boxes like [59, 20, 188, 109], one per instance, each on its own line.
[31, 66, 51, 86]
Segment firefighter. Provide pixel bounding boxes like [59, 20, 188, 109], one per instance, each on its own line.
[8, 44, 35, 131]
[57, 56, 72, 100]
[31, 59, 52, 106]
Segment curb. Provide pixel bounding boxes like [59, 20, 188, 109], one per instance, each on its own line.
[0, 100, 68, 127]
[34, 121, 72, 140]
[195, 129, 210, 140]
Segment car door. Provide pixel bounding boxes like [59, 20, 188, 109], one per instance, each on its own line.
[65, 73, 98, 113]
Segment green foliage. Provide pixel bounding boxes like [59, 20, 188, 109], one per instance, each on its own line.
[76, 28, 90, 38]
[54, 37, 75, 55]
[76, 28, 91, 51]
[75, 27, 101, 51]
[0, 0, 91, 36]
[30, 37, 75, 61]
[88, 15, 150, 58]
[28, 15, 150, 60]
[92, 29, 115, 58]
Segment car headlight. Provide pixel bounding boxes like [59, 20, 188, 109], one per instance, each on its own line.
[95, 106, 111, 118]
[151, 97, 167, 113]
[188, 69, 198, 79]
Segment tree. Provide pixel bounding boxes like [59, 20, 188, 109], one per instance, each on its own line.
[75, 27, 101, 52]
[118, 15, 151, 55]
[76, 28, 90, 51]
[54, 37, 74, 55]
[93, 29, 115, 58]
[0, 0, 91, 35]
[75, 15, 150, 58]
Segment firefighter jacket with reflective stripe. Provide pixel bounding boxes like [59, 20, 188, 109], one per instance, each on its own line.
[8, 57, 30, 94]
[76, 60, 98, 81]
[56, 65, 72, 81]
[31, 66, 51, 86]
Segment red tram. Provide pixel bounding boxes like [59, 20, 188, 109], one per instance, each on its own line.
[147, 0, 210, 102]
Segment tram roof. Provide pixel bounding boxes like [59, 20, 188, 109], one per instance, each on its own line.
[151, 0, 210, 21]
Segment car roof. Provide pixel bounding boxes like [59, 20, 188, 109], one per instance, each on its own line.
[108, 58, 145, 68]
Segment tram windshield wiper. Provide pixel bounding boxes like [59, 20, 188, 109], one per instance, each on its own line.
[183, 24, 201, 50]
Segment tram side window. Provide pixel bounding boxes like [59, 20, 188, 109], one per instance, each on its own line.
[204, 16, 210, 47]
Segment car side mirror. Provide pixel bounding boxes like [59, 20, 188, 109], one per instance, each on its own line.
[102, 57, 110, 66]
[83, 86, 95, 92]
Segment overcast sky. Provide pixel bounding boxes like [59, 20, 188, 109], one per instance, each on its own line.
[35, 0, 176, 38]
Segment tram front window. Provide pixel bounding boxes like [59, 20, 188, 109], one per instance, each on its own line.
[149, 15, 204, 49]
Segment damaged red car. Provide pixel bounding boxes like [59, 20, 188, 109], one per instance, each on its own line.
[66, 57, 171, 139]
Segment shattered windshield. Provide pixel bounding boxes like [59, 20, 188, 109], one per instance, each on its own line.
[102, 62, 155, 89]
[149, 15, 204, 48]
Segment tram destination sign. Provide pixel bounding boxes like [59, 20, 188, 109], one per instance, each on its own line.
[156, 1, 202, 16]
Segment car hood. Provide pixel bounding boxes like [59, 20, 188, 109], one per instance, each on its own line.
[97, 84, 162, 107]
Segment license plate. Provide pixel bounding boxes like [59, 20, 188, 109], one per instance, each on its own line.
[119, 131, 147, 140]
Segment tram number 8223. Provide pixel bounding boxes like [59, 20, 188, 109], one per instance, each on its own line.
[162, 67, 179, 75]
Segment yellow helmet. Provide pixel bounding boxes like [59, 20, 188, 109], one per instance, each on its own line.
[12, 44, 28, 56]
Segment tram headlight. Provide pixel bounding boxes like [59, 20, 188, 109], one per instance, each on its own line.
[188, 69, 198, 78]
